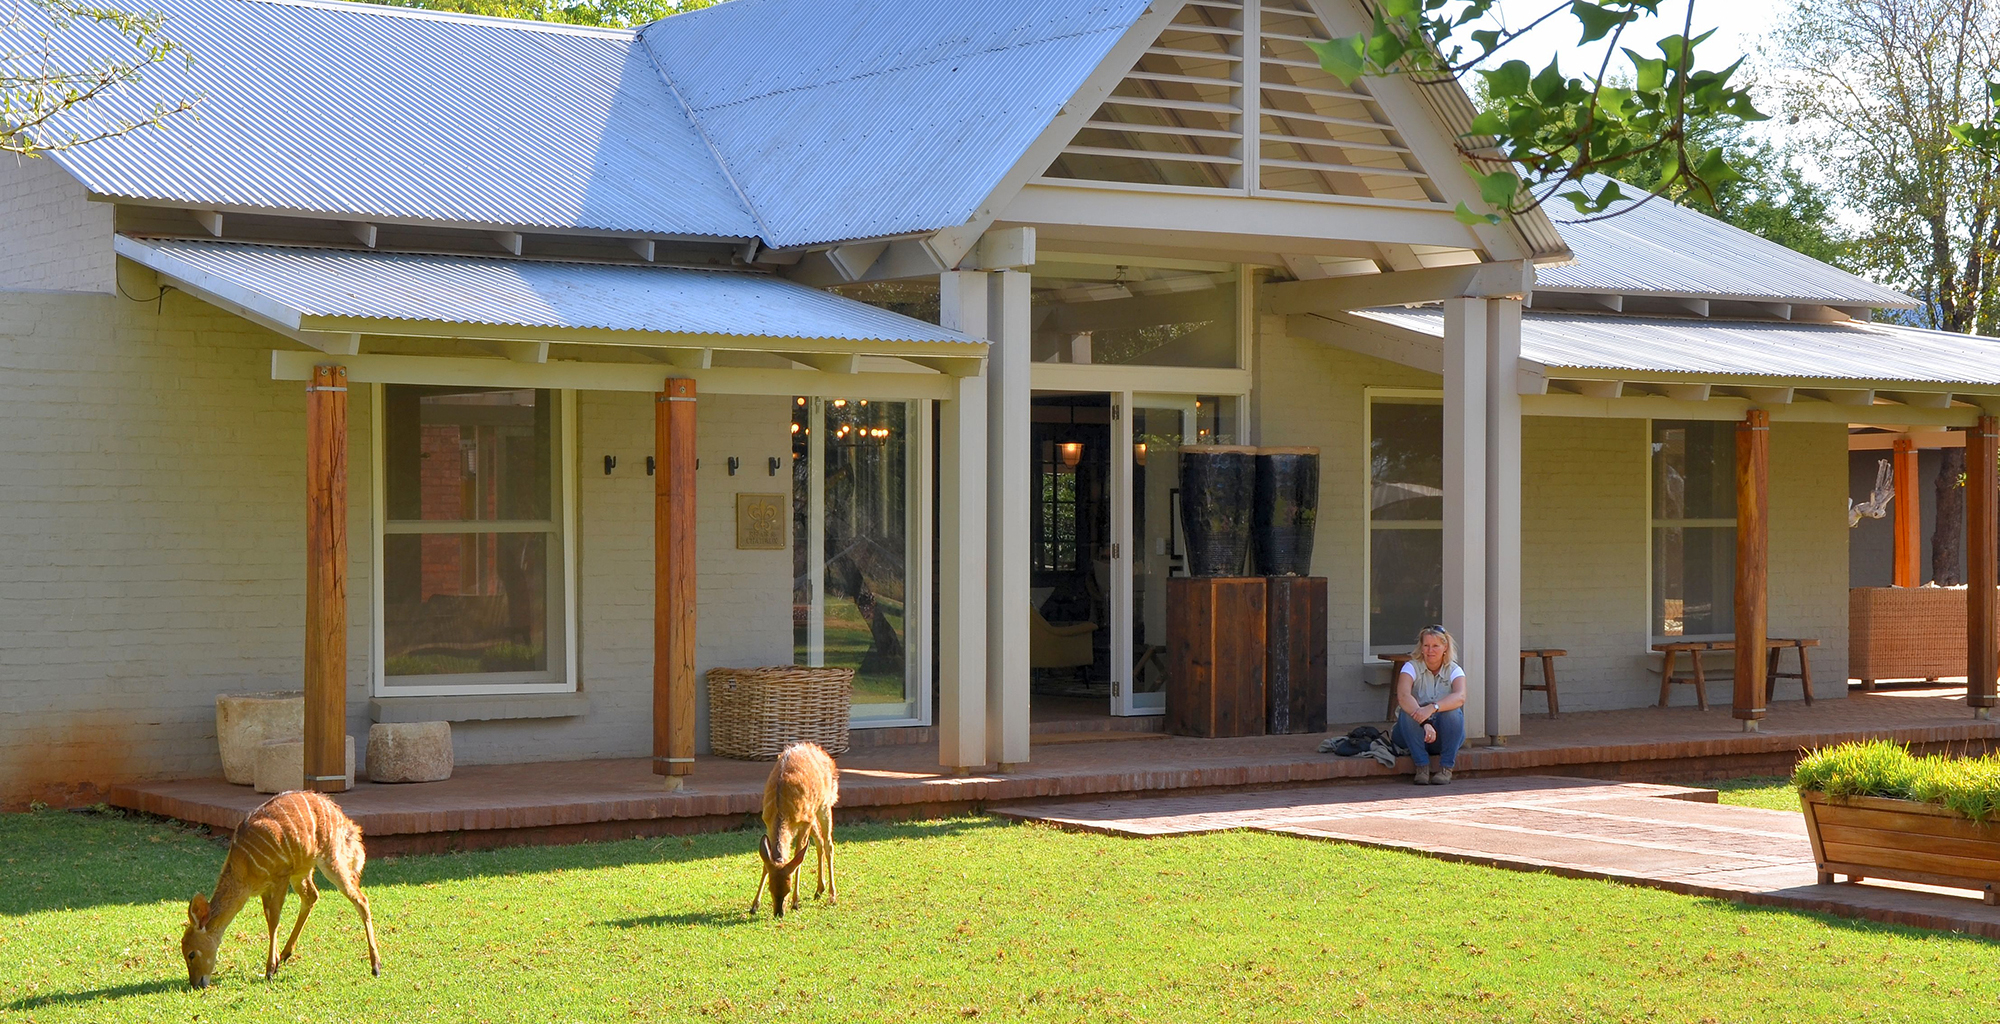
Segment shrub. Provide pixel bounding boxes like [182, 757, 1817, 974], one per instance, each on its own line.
[1793, 740, 2000, 821]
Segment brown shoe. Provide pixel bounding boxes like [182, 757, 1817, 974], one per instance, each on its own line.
[1431, 768, 1453, 785]
[1412, 768, 1431, 785]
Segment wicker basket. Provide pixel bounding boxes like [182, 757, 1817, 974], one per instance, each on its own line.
[706, 666, 854, 760]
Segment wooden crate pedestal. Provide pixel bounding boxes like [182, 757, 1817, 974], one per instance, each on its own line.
[1264, 577, 1327, 735]
[1166, 577, 1266, 738]
[1801, 791, 2000, 904]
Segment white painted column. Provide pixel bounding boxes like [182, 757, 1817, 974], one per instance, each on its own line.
[1442, 297, 1488, 743]
[986, 269, 1032, 768]
[806, 397, 826, 667]
[938, 272, 990, 770]
[1484, 297, 1523, 742]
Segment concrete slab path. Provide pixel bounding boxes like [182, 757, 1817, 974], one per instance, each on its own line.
[993, 776, 2000, 940]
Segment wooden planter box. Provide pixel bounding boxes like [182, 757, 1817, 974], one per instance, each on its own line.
[1800, 791, 2000, 903]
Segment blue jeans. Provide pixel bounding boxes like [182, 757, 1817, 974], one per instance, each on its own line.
[1394, 707, 1465, 769]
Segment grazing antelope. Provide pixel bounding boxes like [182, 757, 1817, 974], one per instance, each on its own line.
[749, 741, 838, 918]
[181, 790, 381, 988]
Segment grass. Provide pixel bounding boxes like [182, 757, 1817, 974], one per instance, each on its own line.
[1711, 776, 1801, 813]
[1795, 740, 2000, 820]
[6, 804, 2000, 1023]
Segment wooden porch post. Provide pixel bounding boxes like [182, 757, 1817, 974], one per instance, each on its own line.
[304, 364, 348, 793]
[1732, 409, 1769, 729]
[654, 378, 697, 781]
[1969, 416, 1998, 716]
[1893, 437, 1921, 587]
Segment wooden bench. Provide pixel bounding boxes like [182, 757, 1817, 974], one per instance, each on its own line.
[1653, 638, 1818, 711]
[1374, 649, 1567, 720]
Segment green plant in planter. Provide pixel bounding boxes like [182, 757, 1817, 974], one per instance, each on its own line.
[1794, 740, 2000, 821]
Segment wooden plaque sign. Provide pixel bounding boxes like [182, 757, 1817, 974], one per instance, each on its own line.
[736, 493, 787, 550]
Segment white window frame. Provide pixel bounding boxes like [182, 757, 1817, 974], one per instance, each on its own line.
[369, 383, 578, 697]
[1645, 417, 1738, 645]
[1362, 387, 1445, 657]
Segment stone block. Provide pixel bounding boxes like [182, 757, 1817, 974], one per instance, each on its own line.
[365, 721, 453, 783]
[253, 735, 354, 794]
[215, 691, 304, 785]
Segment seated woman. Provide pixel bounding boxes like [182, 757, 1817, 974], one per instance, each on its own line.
[1394, 625, 1468, 785]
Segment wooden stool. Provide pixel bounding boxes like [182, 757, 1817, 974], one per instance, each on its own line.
[1764, 638, 1818, 705]
[1520, 648, 1565, 718]
[1654, 642, 1715, 710]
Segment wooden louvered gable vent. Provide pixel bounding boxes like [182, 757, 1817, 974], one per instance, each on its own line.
[1043, 0, 1445, 208]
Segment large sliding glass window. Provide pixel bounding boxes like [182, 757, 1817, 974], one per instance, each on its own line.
[1652, 420, 1736, 639]
[792, 398, 925, 723]
[377, 386, 571, 695]
[1367, 396, 1443, 654]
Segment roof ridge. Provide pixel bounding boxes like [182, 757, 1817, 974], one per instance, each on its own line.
[635, 27, 774, 243]
[238, 0, 635, 38]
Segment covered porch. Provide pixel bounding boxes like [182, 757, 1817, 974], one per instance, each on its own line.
[111, 687, 2000, 853]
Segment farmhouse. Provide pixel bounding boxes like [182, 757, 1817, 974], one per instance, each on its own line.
[5, 0, 1997, 808]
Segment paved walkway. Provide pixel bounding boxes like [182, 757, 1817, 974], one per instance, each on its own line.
[993, 776, 2000, 940]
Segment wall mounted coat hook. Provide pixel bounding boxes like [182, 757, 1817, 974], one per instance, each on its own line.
[646, 456, 656, 476]
[603, 454, 617, 475]
[727, 456, 740, 476]
[768, 456, 781, 476]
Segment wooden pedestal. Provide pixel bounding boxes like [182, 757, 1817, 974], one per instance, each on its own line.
[1265, 576, 1328, 735]
[1166, 577, 1266, 738]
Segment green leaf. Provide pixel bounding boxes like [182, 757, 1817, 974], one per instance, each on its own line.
[1626, 51, 1666, 94]
[1570, 1, 1629, 44]
[1476, 169, 1522, 208]
[1453, 201, 1503, 226]
[1307, 34, 1368, 85]
[1479, 60, 1531, 99]
[1988, 79, 2000, 105]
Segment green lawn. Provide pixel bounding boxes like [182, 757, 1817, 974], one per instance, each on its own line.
[5, 800, 1998, 1023]
[1712, 775, 1802, 813]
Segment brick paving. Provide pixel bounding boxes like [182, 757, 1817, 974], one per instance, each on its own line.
[997, 775, 2000, 940]
[109, 687, 2000, 854]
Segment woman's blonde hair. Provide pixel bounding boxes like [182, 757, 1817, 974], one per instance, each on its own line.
[1413, 625, 1459, 672]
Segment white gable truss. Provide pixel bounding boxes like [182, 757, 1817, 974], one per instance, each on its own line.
[916, 0, 1566, 284]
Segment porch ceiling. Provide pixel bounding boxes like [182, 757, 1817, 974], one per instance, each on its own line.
[115, 236, 987, 362]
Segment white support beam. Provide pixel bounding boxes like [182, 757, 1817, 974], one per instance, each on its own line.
[959, 227, 1037, 271]
[985, 269, 1032, 768]
[470, 340, 549, 363]
[998, 182, 1483, 255]
[1884, 390, 1955, 409]
[1443, 298, 1488, 744]
[1661, 383, 1711, 402]
[828, 241, 888, 281]
[1671, 297, 1710, 316]
[1486, 298, 1523, 742]
[492, 231, 523, 255]
[1261, 260, 1532, 315]
[270, 350, 960, 401]
[1754, 302, 1793, 320]
[786, 352, 861, 374]
[936, 273, 990, 770]
[903, 355, 985, 377]
[1801, 388, 1876, 406]
[193, 210, 224, 237]
[853, 239, 950, 283]
[629, 238, 656, 262]
[348, 222, 378, 248]
[1567, 379, 1625, 399]
[645, 347, 712, 369]
[1719, 385, 1794, 405]
[1288, 312, 1438, 373]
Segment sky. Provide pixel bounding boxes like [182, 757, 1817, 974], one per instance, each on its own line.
[1467, 0, 1783, 80]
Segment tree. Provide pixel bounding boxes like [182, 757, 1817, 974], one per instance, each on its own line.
[1309, 0, 1765, 224]
[1775, 0, 2000, 335]
[351, 0, 713, 28]
[2, 0, 194, 156]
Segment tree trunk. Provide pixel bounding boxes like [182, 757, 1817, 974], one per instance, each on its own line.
[1935, 447, 1967, 585]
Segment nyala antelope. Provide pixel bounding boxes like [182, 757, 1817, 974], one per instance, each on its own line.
[749, 741, 838, 918]
[181, 790, 381, 988]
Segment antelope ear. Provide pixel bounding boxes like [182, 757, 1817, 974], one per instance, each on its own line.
[189, 893, 210, 926]
[758, 835, 777, 866]
[781, 839, 809, 872]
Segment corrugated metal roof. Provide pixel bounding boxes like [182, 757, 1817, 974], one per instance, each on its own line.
[1352, 307, 2000, 386]
[641, 0, 1151, 248]
[118, 237, 982, 345]
[1537, 175, 1917, 309]
[28, 0, 759, 237]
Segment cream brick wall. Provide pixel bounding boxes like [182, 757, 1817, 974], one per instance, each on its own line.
[0, 287, 796, 805]
[0, 157, 114, 293]
[1256, 316, 1853, 724]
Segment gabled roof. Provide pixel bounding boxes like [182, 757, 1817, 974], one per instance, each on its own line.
[1538, 176, 1917, 310]
[641, 0, 1151, 248]
[117, 237, 983, 350]
[30, 0, 759, 238]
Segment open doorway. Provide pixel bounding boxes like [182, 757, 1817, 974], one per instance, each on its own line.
[1029, 393, 1113, 712]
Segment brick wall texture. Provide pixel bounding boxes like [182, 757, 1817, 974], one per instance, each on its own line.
[0, 156, 114, 293]
[0, 286, 792, 806]
[1256, 315, 1852, 723]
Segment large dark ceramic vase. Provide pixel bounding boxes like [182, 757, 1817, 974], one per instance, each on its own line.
[1253, 446, 1320, 576]
[1179, 445, 1257, 577]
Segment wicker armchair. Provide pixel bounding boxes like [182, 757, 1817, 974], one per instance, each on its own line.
[1030, 603, 1096, 672]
